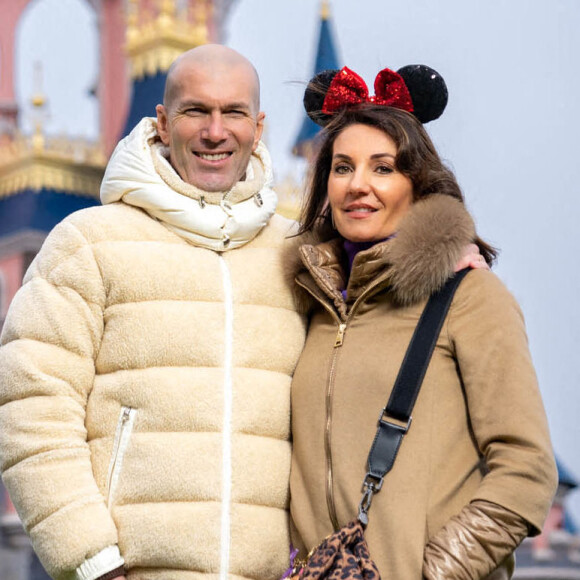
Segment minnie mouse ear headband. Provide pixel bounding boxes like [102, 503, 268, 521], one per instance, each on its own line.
[304, 64, 448, 125]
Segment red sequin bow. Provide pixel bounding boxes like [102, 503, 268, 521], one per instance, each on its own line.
[322, 66, 414, 115]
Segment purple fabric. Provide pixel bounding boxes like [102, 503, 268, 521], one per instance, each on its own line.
[281, 545, 300, 579]
[343, 239, 379, 274]
[341, 236, 394, 299]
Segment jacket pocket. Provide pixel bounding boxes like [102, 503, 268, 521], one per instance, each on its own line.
[106, 406, 136, 509]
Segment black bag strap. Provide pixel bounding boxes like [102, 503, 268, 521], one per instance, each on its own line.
[358, 267, 470, 525]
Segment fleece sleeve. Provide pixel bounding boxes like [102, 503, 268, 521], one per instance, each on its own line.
[0, 219, 122, 580]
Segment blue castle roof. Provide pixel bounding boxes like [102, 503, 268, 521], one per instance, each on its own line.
[557, 457, 579, 490]
[293, 2, 341, 157]
[0, 189, 99, 237]
[122, 71, 168, 136]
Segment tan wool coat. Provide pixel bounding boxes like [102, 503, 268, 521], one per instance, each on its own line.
[289, 195, 558, 580]
[0, 120, 307, 580]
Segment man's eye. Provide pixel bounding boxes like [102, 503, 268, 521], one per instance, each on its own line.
[226, 110, 246, 117]
[185, 107, 204, 115]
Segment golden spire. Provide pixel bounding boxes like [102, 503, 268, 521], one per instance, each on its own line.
[125, 0, 210, 79]
[192, 0, 209, 46]
[31, 61, 46, 109]
[30, 62, 47, 151]
[0, 62, 106, 201]
[126, 0, 139, 46]
[321, 0, 331, 20]
[157, 0, 176, 32]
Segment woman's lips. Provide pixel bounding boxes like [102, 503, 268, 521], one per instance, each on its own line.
[344, 205, 377, 214]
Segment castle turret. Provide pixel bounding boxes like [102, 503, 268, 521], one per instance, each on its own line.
[292, 0, 340, 160]
[122, 0, 238, 135]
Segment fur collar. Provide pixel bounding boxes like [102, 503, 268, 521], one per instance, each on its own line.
[289, 194, 475, 309]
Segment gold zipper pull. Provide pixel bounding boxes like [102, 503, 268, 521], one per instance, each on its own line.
[334, 323, 347, 347]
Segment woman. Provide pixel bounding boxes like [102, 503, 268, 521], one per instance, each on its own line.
[288, 66, 557, 580]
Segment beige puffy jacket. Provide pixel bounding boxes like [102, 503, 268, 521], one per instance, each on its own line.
[0, 120, 306, 580]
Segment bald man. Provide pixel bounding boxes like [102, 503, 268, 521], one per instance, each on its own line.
[0, 45, 307, 580]
[156, 45, 265, 195]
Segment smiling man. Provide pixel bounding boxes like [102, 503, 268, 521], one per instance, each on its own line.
[156, 47, 265, 193]
[96, 45, 279, 253]
[0, 45, 307, 580]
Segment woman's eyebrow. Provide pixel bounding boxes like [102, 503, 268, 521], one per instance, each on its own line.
[370, 153, 395, 160]
[332, 152, 395, 161]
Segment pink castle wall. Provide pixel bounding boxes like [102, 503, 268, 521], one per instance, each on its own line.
[0, 254, 25, 318]
[99, 0, 130, 155]
[0, 0, 30, 103]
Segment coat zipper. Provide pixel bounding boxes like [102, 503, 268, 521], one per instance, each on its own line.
[296, 277, 390, 531]
[107, 406, 136, 509]
[296, 280, 345, 530]
[334, 323, 347, 347]
[219, 256, 234, 580]
[325, 337, 342, 530]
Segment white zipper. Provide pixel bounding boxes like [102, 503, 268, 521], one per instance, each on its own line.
[219, 256, 234, 580]
[106, 406, 136, 510]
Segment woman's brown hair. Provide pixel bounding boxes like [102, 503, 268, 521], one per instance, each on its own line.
[298, 104, 497, 264]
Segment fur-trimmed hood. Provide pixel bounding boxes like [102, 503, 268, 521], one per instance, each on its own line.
[291, 194, 476, 309]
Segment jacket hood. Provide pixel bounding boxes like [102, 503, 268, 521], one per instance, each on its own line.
[292, 194, 476, 307]
[100, 117, 277, 251]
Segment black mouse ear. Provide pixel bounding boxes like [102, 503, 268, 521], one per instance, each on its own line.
[397, 65, 448, 123]
[303, 69, 341, 126]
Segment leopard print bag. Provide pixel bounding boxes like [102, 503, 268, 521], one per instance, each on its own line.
[290, 519, 380, 580]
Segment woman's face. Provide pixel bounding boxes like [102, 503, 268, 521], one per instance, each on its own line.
[327, 123, 414, 242]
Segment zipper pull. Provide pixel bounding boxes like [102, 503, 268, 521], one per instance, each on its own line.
[121, 407, 131, 423]
[334, 323, 347, 347]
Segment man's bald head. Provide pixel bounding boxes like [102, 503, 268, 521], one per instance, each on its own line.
[155, 45, 265, 192]
[163, 44, 261, 114]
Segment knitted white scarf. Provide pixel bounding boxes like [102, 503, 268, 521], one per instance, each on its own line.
[100, 117, 278, 251]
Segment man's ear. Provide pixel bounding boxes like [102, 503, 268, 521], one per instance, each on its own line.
[156, 104, 170, 145]
[252, 111, 266, 151]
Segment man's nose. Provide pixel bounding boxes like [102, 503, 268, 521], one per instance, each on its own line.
[203, 112, 227, 142]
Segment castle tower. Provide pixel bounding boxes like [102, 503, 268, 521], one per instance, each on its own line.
[121, 0, 237, 135]
[0, 0, 127, 155]
[275, 0, 341, 220]
[292, 0, 341, 160]
[0, 0, 238, 157]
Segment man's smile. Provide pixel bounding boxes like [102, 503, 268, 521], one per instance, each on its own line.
[194, 152, 232, 161]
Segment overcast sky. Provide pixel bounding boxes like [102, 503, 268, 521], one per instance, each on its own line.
[15, 0, 580, 524]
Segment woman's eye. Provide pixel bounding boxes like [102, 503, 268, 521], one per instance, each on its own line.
[376, 165, 394, 175]
[333, 164, 351, 174]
